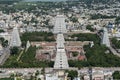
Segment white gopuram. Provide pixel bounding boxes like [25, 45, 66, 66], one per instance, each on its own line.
[53, 15, 67, 34]
[101, 27, 110, 47]
[26, 40, 31, 49]
[56, 33, 65, 44]
[25, 40, 31, 52]
[54, 34, 69, 69]
[9, 27, 21, 47]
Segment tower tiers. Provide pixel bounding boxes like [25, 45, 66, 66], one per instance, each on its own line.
[54, 34, 69, 69]
[9, 27, 21, 47]
[53, 15, 67, 34]
[101, 27, 110, 47]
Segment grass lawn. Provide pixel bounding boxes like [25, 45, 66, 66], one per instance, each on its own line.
[1, 46, 54, 68]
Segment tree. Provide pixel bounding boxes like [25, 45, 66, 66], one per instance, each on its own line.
[67, 70, 78, 80]
[0, 37, 8, 47]
[112, 71, 120, 79]
[70, 33, 100, 44]
[0, 37, 5, 43]
[41, 68, 45, 74]
[10, 47, 19, 55]
[115, 17, 120, 24]
[111, 37, 120, 49]
[86, 25, 94, 32]
[72, 52, 79, 57]
[38, 78, 41, 80]
[0, 29, 4, 33]
[90, 14, 115, 19]
[35, 70, 39, 76]
[21, 32, 55, 42]
[2, 40, 8, 47]
[70, 17, 78, 23]
[21, 41, 26, 48]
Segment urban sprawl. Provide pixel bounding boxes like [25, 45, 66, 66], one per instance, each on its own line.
[0, 0, 120, 80]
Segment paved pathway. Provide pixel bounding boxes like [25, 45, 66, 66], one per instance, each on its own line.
[17, 50, 24, 61]
[109, 47, 120, 57]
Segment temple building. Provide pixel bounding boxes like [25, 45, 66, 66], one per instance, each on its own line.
[53, 15, 67, 34]
[101, 27, 110, 47]
[9, 27, 21, 47]
[25, 40, 31, 52]
[54, 34, 69, 69]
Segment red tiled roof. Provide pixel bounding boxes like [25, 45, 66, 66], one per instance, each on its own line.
[78, 55, 85, 61]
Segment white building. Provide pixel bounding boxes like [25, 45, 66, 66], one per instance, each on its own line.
[92, 70, 104, 80]
[26, 41, 31, 49]
[53, 15, 67, 34]
[54, 34, 69, 69]
[0, 32, 11, 42]
[101, 27, 110, 47]
[45, 74, 58, 80]
[9, 27, 21, 47]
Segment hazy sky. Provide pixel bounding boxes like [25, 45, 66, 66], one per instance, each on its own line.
[24, 0, 67, 1]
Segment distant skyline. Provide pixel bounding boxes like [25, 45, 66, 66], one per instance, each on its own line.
[24, 0, 67, 2]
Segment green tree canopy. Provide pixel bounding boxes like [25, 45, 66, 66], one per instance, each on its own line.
[67, 70, 78, 80]
[10, 47, 19, 55]
[112, 71, 120, 79]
